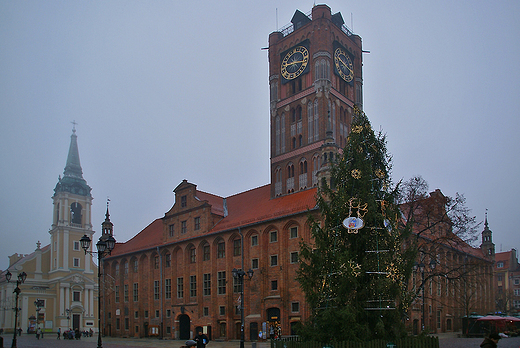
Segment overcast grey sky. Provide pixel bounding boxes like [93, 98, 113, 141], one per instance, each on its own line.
[1, 1, 519, 271]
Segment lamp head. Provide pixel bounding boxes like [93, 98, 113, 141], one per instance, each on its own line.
[80, 235, 91, 252]
[5, 270, 12, 282]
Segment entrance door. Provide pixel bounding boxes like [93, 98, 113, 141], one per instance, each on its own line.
[179, 314, 191, 339]
[250, 322, 258, 341]
[73, 314, 80, 331]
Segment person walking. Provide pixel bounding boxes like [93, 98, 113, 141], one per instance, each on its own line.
[57, 328, 61, 339]
[194, 330, 209, 348]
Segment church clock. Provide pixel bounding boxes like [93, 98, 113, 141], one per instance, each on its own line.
[334, 46, 354, 83]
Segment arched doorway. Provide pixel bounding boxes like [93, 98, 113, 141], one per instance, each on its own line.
[179, 314, 191, 339]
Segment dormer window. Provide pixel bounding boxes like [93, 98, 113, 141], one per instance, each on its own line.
[181, 195, 187, 208]
[497, 261, 504, 268]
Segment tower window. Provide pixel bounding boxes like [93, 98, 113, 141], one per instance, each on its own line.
[70, 202, 82, 225]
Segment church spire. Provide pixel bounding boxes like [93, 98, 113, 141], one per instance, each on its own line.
[101, 199, 114, 239]
[480, 209, 495, 257]
[54, 124, 91, 197]
[64, 122, 83, 179]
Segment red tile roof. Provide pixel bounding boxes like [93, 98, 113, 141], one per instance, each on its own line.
[110, 184, 318, 258]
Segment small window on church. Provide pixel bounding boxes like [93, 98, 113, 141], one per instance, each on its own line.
[70, 202, 82, 225]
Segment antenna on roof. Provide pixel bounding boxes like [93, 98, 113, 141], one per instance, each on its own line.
[276, 8, 278, 31]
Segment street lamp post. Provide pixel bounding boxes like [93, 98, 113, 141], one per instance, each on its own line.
[80, 234, 115, 348]
[65, 308, 71, 330]
[5, 270, 27, 348]
[414, 259, 436, 332]
[34, 299, 43, 335]
[232, 268, 254, 348]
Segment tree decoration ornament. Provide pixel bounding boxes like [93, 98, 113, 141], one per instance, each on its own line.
[352, 125, 363, 133]
[375, 169, 385, 179]
[351, 169, 361, 179]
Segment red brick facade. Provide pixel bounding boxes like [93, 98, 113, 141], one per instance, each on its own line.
[100, 4, 495, 340]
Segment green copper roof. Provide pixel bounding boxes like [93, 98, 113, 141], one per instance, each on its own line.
[54, 127, 92, 197]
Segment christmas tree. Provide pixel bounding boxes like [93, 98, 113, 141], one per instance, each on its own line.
[297, 106, 415, 341]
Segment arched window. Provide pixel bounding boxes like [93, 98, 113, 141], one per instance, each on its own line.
[281, 113, 286, 153]
[70, 202, 82, 225]
[275, 114, 280, 155]
[313, 99, 319, 141]
[307, 101, 313, 143]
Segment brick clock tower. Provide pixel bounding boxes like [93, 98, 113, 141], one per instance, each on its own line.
[268, 5, 363, 198]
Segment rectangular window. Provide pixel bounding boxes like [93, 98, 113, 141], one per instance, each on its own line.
[270, 255, 278, 266]
[115, 285, 120, 303]
[166, 309, 171, 318]
[497, 262, 504, 268]
[124, 284, 129, 302]
[134, 259, 138, 273]
[181, 195, 187, 207]
[165, 253, 171, 267]
[125, 317, 129, 330]
[116, 318, 120, 330]
[203, 307, 209, 316]
[190, 275, 197, 297]
[134, 311, 139, 319]
[73, 241, 80, 251]
[73, 291, 80, 302]
[291, 302, 300, 312]
[169, 224, 175, 237]
[73, 258, 80, 267]
[217, 242, 225, 258]
[165, 279, 172, 299]
[181, 220, 187, 234]
[153, 280, 160, 300]
[154, 256, 159, 269]
[124, 262, 129, 275]
[218, 271, 226, 294]
[290, 251, 298, 263]
[177, 277, 184, 298]
[233, 277, 242, 293]
[252, 258, 259, 269]
[219, 306, 225, 316]
[194, 217, 201, 230]
[233, 239, 241, 256]
[133, 283, 139, 302]
[203, 245, 210, 261]
[290, 226, 298, 238]
[203, 273, 211, 296]
[116, 264, 119, 275]
[515, 289, 520, 296]
[155, 310, 160, 318]
[515, 279, 520, 285]
[270, 231, 278, 243]
[271, 280, 278, 291]
[144, 310, 149, 318]
[251, 235, 258, 246]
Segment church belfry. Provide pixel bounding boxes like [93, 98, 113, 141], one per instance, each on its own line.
[268, 4, 363, 198]
[50, 125, 94, 273]
[480, 211, 495, 257]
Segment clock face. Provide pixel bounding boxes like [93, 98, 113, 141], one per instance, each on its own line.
[334, 47, 354, 82]
[281, 45, 309, 80]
